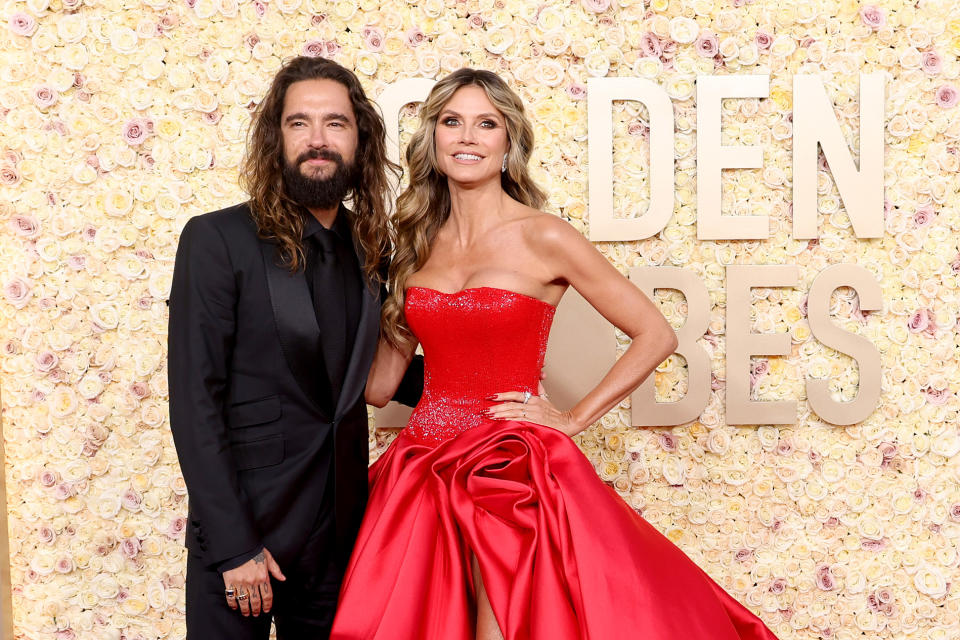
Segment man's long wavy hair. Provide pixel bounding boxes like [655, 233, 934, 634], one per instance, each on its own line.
[381, 69, 546, 349]
[240, 56, 399, 281]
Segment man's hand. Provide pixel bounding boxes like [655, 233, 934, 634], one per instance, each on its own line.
[223, 548, 286, 616]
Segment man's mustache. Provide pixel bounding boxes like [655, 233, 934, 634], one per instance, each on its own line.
[296, 148, 344, 166]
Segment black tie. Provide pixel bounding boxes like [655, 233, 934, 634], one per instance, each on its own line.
[311, 232, 348, 405]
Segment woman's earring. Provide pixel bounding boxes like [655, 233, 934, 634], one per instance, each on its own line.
[501, 154, 508, 173]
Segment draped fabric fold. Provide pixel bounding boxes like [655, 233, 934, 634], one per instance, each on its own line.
[331, 421, 778, 640]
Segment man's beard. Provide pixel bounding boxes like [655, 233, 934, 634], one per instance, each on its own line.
[282, 148, 356, 210]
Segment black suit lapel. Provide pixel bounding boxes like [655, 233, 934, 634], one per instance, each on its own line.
[260, 241, 332, 420]
[334, 280, 378, 420]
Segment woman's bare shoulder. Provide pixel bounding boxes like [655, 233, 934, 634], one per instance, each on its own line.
[515, 209, 586, 250]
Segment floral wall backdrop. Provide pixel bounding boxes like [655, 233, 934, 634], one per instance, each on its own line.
[2, 0, 960, 638]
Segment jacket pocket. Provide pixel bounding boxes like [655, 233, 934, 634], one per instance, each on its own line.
[227, 394, 282, 428]
[231, 434, 284, 470]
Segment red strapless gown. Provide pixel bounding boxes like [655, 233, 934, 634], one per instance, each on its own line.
[331, 287, 778, 640]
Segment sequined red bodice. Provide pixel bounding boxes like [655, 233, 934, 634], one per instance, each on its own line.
[402, 286, 556, 445]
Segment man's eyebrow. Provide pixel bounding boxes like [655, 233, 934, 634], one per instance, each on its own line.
[283, 112, 353, 124]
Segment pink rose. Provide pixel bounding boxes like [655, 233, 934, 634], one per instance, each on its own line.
[768, 578, 786, 594]
[878, 442, 897, 466]
[311, 14, 326, 26]
[166, 516, 187, 539]
[122, 118, 153, 146]
[949, 504, 960, 522]
[33, 85, 58, 109]
[734, 548, 754, 563]
[121, 537, 141, 558]
[860, 5, 885, 29]
[362, 26, 384, 52]
[935, 84, 958, 108]
[695, 31, 719, 58]
[10, 214, 39, 237]
[38, 526, 56, 544]
[244, 33, 259, 49]
[566, 83, 586, 100]
[0, 165, 21, 186]
[754, 31, 772, 50]
[658, 433, 677, 451]
[710, 372, 723, 390]
[4, 276, 31, 309]
[815, 564, 836, 591]
[130, 382, 150, 399]
[253, 1, 266, 17]
[581, 0, 610, 13]
[950, 253, 960, 274]
[775, 439, 794, 456]
[159, 13, 180, 30]
[913, 204, 935, 227]
[467, 13, 484, 29]
[406, 27, 426, 47]
[639, 32, 662, 58]
[924, 387, 950, 406]
[627, 122, 648, 137]
[922, 50, 943, 75]
[323, 40, 341, 58]
[202, 110, 221, 125]
[862, 538, 887, 551]
[907, 308, 932, 333]
[35, 351, 58, 372]
[54, 483, 74, 500]
[82, 224, 97, 241]
[55, 556, 74, 573]
[8, 12, 36, 36]
[68, 255, 86, 271]
[122, 488, 142, 511]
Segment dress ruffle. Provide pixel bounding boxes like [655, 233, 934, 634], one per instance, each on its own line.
[331, 420, 778, 640]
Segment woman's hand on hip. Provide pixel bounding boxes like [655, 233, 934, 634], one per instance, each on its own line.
[485, 391, 585, 437]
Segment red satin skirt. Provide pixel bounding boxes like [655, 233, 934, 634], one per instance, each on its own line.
[330, 421, 778, 639]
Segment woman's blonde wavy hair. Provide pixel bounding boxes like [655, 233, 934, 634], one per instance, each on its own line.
[382, 68, 547, 349]
[240, 56, 399, 281]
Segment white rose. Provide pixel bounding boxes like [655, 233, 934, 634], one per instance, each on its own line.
[108, 26, 138, 54]
[662, 457, 686, 485]
[913, 565, 947, 598]
[669, 17, 699, 44]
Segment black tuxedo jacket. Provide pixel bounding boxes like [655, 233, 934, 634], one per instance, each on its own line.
[168, 203, 415, 570]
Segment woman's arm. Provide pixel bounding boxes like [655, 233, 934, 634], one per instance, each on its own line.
[488, 216, 678, 436]
[365, 336, 420, 408]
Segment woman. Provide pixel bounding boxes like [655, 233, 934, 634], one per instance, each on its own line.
[330, 69, 777, 640]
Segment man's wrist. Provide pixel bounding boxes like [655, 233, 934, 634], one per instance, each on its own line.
[217, 544, 265, 574]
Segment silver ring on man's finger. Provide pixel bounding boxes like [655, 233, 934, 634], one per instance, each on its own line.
[522, 391, 531, 404]
[225, 588, 236, 598]
[237, 593, 249, 601]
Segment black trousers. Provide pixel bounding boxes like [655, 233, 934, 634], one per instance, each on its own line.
[185, 492, 343, 640]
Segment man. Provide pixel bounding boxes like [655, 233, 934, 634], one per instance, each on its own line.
[168, 56, 422, 639]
